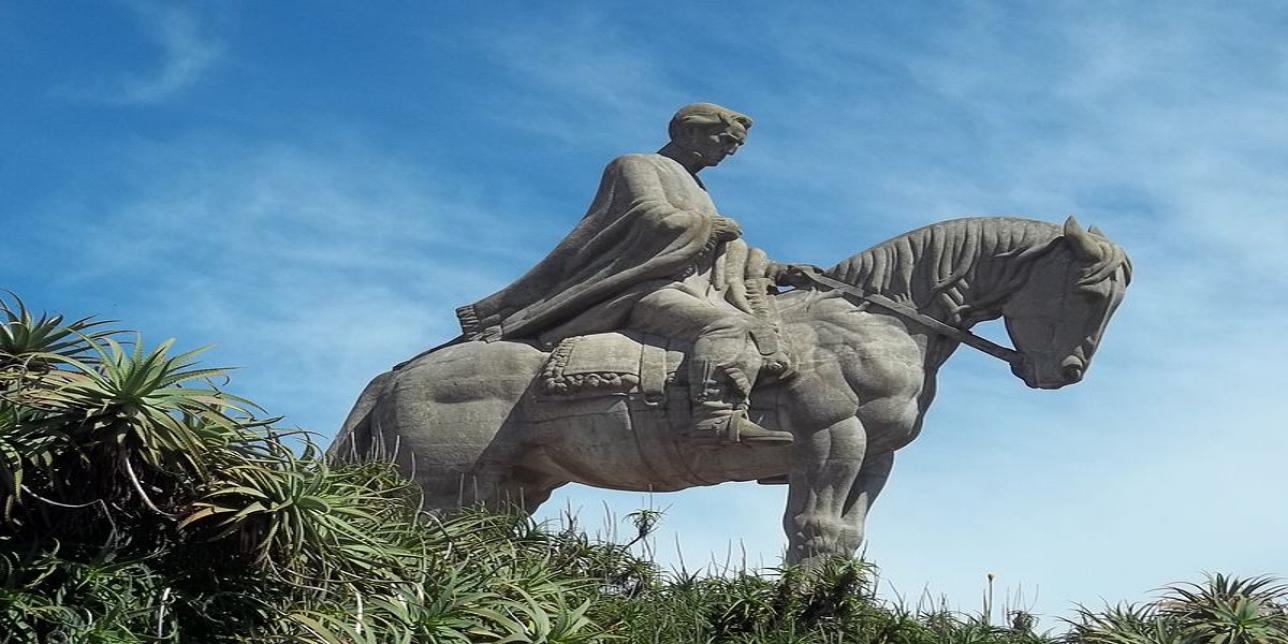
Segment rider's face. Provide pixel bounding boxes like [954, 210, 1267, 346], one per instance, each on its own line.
[686, 124, 747, 167]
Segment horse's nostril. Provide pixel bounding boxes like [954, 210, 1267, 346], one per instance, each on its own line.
[1063, 364, 1084, 382]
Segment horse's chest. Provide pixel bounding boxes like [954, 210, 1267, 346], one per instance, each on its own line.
[782, 313, 929, 442]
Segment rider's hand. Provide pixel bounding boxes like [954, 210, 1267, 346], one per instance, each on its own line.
[769, 262, 823, 289]
[711, 216, 743, 241]
[762, 351, 797, 381]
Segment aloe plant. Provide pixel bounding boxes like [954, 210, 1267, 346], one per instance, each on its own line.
[2, 294, 1284, 644]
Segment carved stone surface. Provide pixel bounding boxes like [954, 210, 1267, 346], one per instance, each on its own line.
[328, 104, 1133, 563]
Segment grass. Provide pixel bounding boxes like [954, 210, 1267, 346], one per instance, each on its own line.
[1, 293, 1285, 643]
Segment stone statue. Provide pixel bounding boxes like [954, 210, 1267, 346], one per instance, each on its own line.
[329, 105, 1133, 564]
[453, 103, 813, 445]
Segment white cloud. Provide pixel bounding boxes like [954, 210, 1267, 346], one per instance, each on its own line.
[66, 1, 223, 104]
[24, 0, 1287, 623]
[444, 13, 691, 149]
[482, 1, 1288, 619]
[42, 133, 554, 435]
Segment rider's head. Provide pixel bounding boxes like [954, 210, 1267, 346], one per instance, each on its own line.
[666, 103, 753, 170]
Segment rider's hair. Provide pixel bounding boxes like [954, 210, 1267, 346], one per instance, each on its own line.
[668, 103, 753, 142]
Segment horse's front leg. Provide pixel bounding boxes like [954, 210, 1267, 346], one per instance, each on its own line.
[838, 451, 894, 554]
[783, 416, 866, 564]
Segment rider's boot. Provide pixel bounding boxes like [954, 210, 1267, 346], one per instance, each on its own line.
[692, 404, 794, 445]
[689, 360, 793, 446]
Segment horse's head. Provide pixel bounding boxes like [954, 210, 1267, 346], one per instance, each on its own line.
[1001, 217, 1131, 389]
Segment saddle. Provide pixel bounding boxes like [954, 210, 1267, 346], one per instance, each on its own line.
[530, 332, 789, 486]
[536, 332, 687, 405]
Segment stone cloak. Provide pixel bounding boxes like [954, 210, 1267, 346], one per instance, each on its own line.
[455, 153, 770, 344]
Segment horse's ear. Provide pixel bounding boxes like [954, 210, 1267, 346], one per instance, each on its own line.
[1063, 216, 1103, 261]
[1088, 224, 1104, 236]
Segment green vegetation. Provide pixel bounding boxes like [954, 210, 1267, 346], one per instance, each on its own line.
[2, 294, 1285, 643]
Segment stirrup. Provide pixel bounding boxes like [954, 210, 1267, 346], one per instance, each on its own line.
[689, 410, 793, 446]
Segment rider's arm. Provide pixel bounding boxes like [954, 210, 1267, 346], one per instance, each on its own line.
[766, 261, 825, 288]
[571, 155, 719, 276]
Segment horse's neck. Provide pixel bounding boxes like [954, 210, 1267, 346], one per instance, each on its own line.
[794, 270, 1005, 332]
[786, 227, 1057, 368]
[826, 225, 1051, 328]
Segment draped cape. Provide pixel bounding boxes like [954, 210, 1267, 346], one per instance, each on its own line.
[456, 153, 771, 343]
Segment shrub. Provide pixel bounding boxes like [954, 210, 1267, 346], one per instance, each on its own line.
[1, 294, 1284, 643]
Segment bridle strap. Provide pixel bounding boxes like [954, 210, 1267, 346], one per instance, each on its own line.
[799, 270, 1023, 367]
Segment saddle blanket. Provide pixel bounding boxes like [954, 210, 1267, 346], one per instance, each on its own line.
[538, 332, 685, 402]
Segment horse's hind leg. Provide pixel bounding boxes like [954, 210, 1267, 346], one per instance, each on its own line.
[418, 453, 563, 515]
[465, 467, 564, 514]
[399, 457, 561, 513]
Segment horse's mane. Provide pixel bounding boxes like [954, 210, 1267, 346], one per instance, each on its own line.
[827, 217, 1131, 324]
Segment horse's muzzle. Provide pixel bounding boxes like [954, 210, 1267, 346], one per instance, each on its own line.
[1014, 354, 1086, 389]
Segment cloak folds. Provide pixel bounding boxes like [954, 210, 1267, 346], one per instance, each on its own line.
[456, 153, 757, 343]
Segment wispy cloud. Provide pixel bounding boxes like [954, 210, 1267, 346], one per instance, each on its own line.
[63, 1, 223, 104]
[15, 0, 1286, 624]
[444, 12, 689, 149]
[444, 1, 1288, 619]
[747, 4, 1288, 617]
[38, 133, 550, 434]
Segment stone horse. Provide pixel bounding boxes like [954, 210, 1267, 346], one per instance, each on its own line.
[329, 216, 1131, 563]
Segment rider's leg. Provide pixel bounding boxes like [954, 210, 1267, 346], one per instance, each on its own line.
[688, 317, 769, 440]
[628, 288, 792, 444]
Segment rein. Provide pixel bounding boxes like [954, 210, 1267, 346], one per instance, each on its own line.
[798, 269, 1022, 368]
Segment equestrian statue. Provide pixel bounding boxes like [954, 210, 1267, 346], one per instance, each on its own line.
[328, 103, 1132, 563]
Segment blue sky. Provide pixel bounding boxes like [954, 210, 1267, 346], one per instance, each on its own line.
[5, 0, 1286, 624]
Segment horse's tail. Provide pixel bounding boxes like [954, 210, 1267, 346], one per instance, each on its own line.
[327, 370, 395, 464]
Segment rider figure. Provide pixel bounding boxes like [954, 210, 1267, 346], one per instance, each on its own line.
[455, 103, 812, 445]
